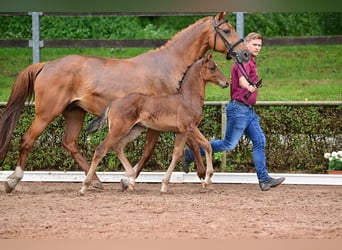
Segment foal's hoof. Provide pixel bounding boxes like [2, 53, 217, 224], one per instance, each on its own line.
[201, 180, 211, 189]
[91, 181, 104, 190]
[128, 185, 134, 191]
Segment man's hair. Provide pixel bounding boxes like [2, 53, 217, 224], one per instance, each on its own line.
[245, 32, 263, 42]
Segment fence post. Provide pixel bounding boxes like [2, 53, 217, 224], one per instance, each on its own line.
[29, 12, 43, 63]
[220, 103, 227, 171]
[236, 12, 245, 39]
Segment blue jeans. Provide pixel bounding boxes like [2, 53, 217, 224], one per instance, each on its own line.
[188, 100, 270, 183]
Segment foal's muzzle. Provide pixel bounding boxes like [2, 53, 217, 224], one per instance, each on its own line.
[221, 81, 229, 88]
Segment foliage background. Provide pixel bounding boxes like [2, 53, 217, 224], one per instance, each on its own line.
[0, 12, 341, 40]
[0, 12, 341, 173]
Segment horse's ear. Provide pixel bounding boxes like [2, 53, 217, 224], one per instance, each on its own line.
[215, 12, 227, 21]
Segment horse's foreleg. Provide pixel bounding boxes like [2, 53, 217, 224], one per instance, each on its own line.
[161, 134, 187, 193]
[133, 129, 161, 177]
[63, 109, 103, 189]
[5, 116, 52, 193]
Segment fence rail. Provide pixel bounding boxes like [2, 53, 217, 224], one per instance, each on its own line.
[1, 12, 342, 63]
[1, 36, 342, 49]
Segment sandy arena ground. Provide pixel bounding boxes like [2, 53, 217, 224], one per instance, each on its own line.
[0, 182, 341, 239]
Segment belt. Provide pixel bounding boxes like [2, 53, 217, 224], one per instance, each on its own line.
[231, 99, 252, 108]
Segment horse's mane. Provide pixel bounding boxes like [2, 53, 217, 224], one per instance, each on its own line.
[153, 16, 211, 52]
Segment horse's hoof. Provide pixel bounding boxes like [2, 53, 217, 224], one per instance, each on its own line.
[91, 181, 104, 190]
[197, 172, 206, 180]
[120, 179, 129, 192]
[4, 181, 14, 193]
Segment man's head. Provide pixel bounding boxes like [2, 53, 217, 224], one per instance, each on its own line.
[245, 32, 263, 57]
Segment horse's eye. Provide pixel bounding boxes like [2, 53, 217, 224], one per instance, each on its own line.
[210, 65, 216, 71]
[223, 29, 230, 35]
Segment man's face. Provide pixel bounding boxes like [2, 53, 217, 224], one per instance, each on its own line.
[246, 38, 262, 57]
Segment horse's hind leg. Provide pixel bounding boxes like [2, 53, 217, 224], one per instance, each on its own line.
[63, 108, 103, 189]
[190, 128, 214, 188]
[133, 129, 161, 177]
[5, 115, 55, 193]
[186, 138, 206, 179]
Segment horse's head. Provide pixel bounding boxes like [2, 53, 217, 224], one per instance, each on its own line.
[210, 12, 250, 64]
[201, 53, 229, 88]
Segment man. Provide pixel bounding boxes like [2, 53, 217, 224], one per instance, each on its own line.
[182, 32, 285, 191]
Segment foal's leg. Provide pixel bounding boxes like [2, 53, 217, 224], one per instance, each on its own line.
[115, 146, 137, 191]
[79, 141, 110, 195]
[134, 129, 206, 179]
[79, 119, 138, 195]
[5, 114, 58, 193]
[160, 134, 187, 193]
[62, 108, 103, 189]
[118, 126, 146, 191]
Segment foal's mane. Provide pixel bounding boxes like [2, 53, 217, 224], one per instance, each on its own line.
[177, 56, 203, 91]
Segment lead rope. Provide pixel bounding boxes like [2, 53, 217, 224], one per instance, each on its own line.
[235, 60, 263, 100]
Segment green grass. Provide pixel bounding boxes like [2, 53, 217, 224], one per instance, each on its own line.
[1, 45, 341, 102]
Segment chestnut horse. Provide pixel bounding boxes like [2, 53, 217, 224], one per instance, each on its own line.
[0, 12, 249, 193]
[79, 53, 228, 195]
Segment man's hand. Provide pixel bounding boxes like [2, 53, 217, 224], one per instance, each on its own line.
[244, 79, 263, 100]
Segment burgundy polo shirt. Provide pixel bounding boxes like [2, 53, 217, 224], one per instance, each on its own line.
[230, 57, 259, 105]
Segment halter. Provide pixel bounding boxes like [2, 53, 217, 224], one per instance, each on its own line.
[212, 17, 244, 60]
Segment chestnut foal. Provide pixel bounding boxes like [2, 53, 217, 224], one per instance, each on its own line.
[79, 53, 228, 195]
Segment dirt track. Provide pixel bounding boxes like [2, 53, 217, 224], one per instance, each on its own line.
[0, 182, 341, 239]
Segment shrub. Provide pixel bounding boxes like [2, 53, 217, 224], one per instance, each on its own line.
[1, 104, 341, 174]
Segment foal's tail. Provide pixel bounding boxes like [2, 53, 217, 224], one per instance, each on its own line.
[0, 62, 46, 165]
[87, 105, 111, 134]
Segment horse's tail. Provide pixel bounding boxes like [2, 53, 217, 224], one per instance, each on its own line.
[0, 62, 46, 165]
[87, 105, 111, 134]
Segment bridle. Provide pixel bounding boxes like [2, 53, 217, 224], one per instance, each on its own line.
[212, 17, 244, 60]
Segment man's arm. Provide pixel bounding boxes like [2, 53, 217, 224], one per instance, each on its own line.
[239, 76, 257, 93]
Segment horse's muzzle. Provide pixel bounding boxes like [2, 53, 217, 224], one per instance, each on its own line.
[227, 50, 250, 64]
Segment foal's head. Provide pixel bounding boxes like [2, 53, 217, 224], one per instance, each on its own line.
[200, 53, 229, 89]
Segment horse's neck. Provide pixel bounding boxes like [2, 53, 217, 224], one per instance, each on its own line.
[163, 19, 210, 61]
[139, 17, 210, 70]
